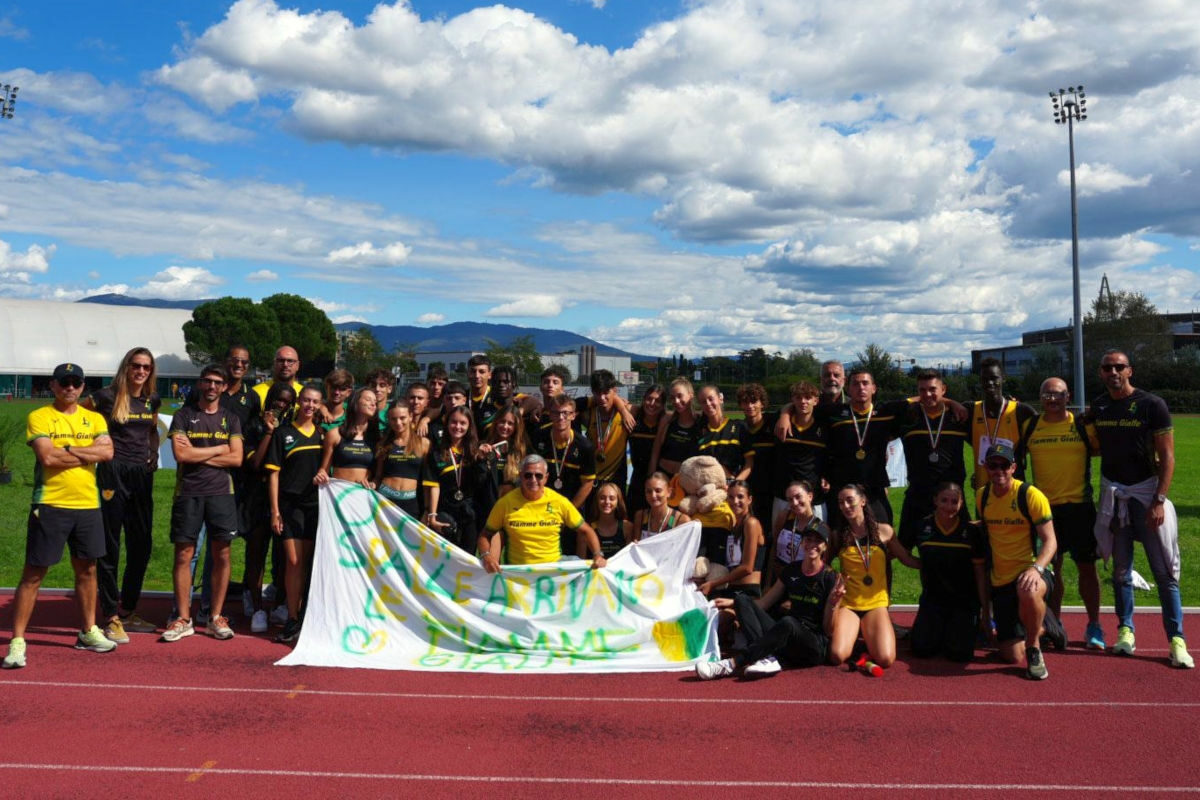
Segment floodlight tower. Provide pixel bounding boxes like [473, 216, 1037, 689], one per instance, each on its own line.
[1050, 85, 1087, 411]
[0, 84, 16, 120]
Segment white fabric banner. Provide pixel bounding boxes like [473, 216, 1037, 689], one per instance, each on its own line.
[276, 481, 719, 673]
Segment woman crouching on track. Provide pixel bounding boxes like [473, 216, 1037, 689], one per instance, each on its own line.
[696, 521, 843, 680]
[318, 387, 378, 488]
[374, 403, 427, 518]
[266, 384, 326, 644]
[828, 484, 919, 672]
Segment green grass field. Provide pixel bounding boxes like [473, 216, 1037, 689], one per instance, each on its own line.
[2, 399, 1198, 610]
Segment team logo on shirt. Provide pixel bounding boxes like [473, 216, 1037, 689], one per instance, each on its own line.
[1128, 402, 1138, 416]
[102, 490, 115, 501]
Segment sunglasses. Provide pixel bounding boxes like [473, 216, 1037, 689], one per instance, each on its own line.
[227, 358, 250, 366]
[1101, 363, 1129, 373]
[1040, 391, 1065, 400]
[521, 472, 547, 481]
[129, 363, 152, 372]
[58, 377, 83, 388]
[985, 462, 1011, 471]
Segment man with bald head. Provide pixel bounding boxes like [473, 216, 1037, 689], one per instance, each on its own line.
[252, 346, 303, 408]
[1021, 376, 1103, 649]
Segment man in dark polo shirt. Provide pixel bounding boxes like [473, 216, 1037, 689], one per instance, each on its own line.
[1090, 350, 1191, 668]
[161, 365, 243, 643]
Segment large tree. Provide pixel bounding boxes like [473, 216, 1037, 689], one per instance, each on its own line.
[855, 342, 903, 393]
[183, 297, 281, 368]
[1083, 289, 1171, 377]
[261, 293, 338, 366]
[342, 327, 392, 382]
[483, 335, 544, 381]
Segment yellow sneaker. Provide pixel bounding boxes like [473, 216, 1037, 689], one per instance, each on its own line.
[2, 637, 26, 669]
[1169, 637, 1194, 669]
[1112, 626, 1135, 656]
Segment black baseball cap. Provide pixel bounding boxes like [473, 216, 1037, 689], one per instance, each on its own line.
[52, 363, 85, 383]
[801, 521, 831, 543]
[984, 443, 1016, 465]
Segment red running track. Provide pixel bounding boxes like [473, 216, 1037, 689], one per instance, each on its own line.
[1, 592, 1197, 798]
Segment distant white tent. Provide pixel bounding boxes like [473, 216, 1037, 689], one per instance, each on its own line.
[0, 298, 198, 378]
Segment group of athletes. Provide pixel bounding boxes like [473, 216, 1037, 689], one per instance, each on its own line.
[2, 343, 1191, 681]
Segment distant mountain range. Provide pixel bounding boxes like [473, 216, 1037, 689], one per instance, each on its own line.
[78, 294, 653, 361]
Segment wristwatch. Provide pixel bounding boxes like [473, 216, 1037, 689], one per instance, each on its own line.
[1032, 564, 1045, 576]
[64, 444, 72, 454]
[1155, 494, 1168, 505]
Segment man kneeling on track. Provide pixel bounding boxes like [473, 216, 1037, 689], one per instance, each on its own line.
[977, 444, 1057, 680]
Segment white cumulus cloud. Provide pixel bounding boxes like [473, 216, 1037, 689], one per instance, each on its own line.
[326, 241, 413, 266]
[246, 268, 278, 282]
[485, 295, 563, 318]
[129, 266, 224, 300]
[415, 312, 445, 324]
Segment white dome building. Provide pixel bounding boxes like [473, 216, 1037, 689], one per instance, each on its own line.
[0, 298, 198, 397]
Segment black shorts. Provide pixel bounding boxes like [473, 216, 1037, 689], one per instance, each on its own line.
[26, 505, 105, 567]
[170, 494, 239, 545]
[279, 493, 319, 541]
[1049, 502, 1097, 563]
[991, 569, 1055, 643]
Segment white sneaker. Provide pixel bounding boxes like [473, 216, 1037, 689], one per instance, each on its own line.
[695, 658, 736, 680]
[744, 656, 782, 676]
[269, 605, 288, 627]
[251, 609, 269, 634]
[242, 588, 255, 619]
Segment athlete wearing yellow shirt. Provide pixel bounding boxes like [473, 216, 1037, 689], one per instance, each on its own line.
[4, 363, 116, 670]
[478, 455, 606, 572]
[1022, 377, 1104, 649]
[251, 345, 304, 409]
[968, 358, 1036, 490]
[977, 444, 1056, 680]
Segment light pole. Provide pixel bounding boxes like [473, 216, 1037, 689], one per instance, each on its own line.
[1, 84, 17, 120]
[1050, 86, 1087, 410]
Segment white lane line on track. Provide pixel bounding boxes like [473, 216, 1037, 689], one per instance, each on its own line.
[0, 763, 1197, 792]
[0, 680, 1196, 708]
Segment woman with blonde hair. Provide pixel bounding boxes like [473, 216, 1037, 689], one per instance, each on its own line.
[648, 377, 701, 478]
[85, 347, 162, 641]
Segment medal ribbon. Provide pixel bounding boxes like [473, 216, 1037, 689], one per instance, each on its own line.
[923, 404, 946, 454]
[985, 397, 1007, 447]
[851, 404, 874, 451]
[852, 534, 872, 579]
[448, 445, 463, 493]
[551, 430, 572, 484]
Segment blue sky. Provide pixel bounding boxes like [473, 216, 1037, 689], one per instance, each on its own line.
[1, 0, 1198, 363]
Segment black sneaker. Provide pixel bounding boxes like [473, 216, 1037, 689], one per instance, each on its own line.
[1026, 647, 1049, 680]
[275, 618, 301, 644]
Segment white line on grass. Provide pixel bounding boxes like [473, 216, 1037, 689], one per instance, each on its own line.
[0, 680, 1196, 708]
[0, 763, 1196, 792]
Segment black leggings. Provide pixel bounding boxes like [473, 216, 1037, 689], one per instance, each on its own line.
[97, 460, 155, 618]
[734, 593, 829, 668]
